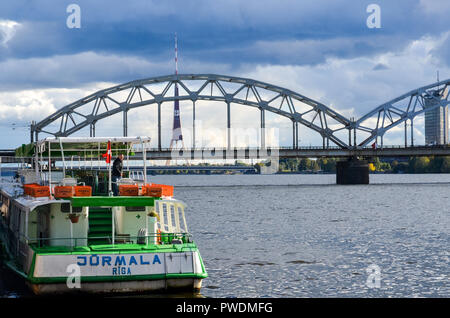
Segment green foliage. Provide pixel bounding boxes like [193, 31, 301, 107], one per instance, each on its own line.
[317, 158, 337, 172]
[277, 156, 450, 174]
[393, 162, 408, 173]
[371, 156, 450, 173]
[407, 156, 450, 173]
[278, 158, 333, 172]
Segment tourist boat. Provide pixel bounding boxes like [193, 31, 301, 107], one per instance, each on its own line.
[0, 137, 207, 295]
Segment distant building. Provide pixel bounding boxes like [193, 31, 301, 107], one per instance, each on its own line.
[424, 90, 448, 145]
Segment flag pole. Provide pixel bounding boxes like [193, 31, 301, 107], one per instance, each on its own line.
[108, 158, 112, 196]
[108, 140, 114, 246]
[102, 140, 114, 245]
[108, 140, 112, 197]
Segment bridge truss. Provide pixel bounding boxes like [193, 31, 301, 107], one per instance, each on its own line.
[355, 80, 450, 147]
[31, 74, 351, 149]
[31, 74, 450, 150]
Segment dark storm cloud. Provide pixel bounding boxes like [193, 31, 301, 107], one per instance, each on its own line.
[0, 0, 449, 89]
[0, 0, 442, 59]
[372, 63, 389, 71]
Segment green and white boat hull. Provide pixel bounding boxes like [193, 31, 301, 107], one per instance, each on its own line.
[29, 246, 205, 294]
[1, 137, 209, 295]
[1, 185, 208, 294]
[4, 242, 207, 295]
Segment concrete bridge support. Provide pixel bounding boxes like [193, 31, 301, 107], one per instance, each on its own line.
[336, 158, 369, 184]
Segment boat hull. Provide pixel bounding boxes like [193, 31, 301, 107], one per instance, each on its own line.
[2, 241, 208, 295]
[0, 176, 208, 296]
[29, 278, 203, 295]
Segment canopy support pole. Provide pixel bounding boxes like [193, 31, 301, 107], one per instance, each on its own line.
[59, 139, 66, 176]
[48, 141, 52, 195]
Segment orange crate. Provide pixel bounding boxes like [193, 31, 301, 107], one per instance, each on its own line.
[142, 184, 158, 197]
[145, 185, 162, 197]
[151, 184, 174, 197]
[74, 186, 92, 197]
[30, 186, 50, 198]
[54, 186, 74, 198]
[23, 183, 40, 195]
[119, 184, 139, 196]
[140, 185, 149, 196]
[143, 184, 174, 197]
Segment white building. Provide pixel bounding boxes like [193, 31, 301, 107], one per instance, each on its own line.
[424, 90, 449, 145]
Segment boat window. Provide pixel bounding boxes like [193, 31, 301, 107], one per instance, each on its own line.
[0, 193, 7, 206]
[125, 206, 146, 212]
[60, 203, 83, 213]
[10, 204, 20, 233]
[19, 209, 26, 240]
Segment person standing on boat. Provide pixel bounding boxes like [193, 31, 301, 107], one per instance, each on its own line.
[112, 154, 124, 196]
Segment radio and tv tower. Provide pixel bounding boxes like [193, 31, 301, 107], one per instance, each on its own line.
[167, 33, 186, 164]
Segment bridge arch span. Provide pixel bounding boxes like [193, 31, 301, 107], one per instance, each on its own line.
[355, 79, 450, 147]
[32, 74, 351, 148]
[32, 74, 450, 149]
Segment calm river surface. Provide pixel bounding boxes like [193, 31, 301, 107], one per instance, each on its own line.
[1, 174, 449, 297]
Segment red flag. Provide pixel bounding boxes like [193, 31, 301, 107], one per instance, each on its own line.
[371, 142, 377, 149]
[102, 140, 112, 163]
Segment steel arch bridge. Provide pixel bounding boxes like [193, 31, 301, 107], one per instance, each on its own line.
[31, 74, 450, 149]
[355, 79, 450, 147]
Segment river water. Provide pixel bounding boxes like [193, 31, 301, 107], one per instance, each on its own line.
[1, 174, 449, 297]
[157, 173, 450, 298]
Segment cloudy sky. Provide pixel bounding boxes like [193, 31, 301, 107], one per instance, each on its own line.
[0, 0, 450, 148]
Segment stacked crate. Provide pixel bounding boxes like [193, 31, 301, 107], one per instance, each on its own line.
[118, 184, 139, 196]
[142, 184, 174, 197]
[23, 184, 50, 197]
[53, 185, 92, 198]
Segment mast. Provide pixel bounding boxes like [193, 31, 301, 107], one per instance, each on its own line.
[171, 33, 183, 145]
[175, 32, 178, 76]
[167, 33, 186, 164]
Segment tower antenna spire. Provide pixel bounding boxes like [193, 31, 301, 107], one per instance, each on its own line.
[437, 70, 440, 91]
[175, 32, 178, 75]
[167, 33, 186, 165]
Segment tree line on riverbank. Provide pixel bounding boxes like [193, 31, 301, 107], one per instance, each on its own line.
[144, 157, 450, 174]
[277, 156, 450, 173]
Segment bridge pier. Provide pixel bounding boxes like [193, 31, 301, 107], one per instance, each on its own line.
[260, 109, 265, 149]
[90, 123, 96, 137]
[123, 110, 128, 137]
[227, 102, 231, 150]
[193, 101, 196, 149]
[158, 102, 162, 150]
[336, 158, 369, 185]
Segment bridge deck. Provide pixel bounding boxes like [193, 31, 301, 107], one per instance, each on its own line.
[2, 146, 450, 162]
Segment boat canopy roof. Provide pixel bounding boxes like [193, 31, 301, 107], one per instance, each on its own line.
[70, 196, 159, 207]
[37, 136, 151, 147]
[15, 136, 151, 157]
[0, 181, 71, 212]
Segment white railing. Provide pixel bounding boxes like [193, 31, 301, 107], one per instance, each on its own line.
[21, 233, 192, 249]
[155, 199, 188, 234]
[129, 170, 145, 182]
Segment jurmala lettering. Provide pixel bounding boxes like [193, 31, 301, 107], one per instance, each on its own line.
[75, 254, 162, 276]
[76, 254, 162, 267]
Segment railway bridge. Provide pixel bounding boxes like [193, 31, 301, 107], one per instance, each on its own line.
[15, 74, 450, 183]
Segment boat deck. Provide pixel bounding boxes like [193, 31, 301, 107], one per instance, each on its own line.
[30, 242, 199, 254]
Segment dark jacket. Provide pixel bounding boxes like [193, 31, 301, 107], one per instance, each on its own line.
[112, 157, 123, 177]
